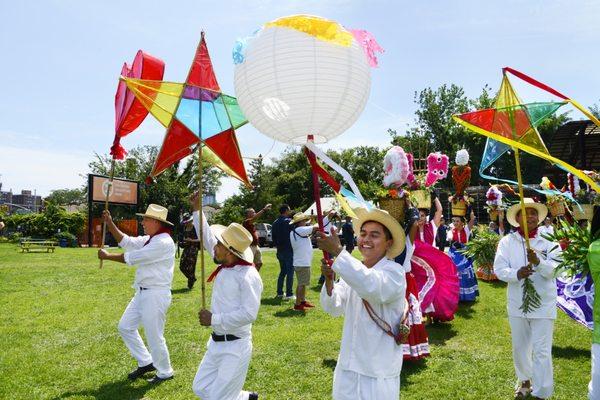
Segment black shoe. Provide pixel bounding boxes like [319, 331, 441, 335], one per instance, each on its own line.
[249, 392, 259, 400]
[128, 363, 156, 380]
[147, 375, 174, 384]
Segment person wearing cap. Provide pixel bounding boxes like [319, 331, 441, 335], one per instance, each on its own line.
[98, 204, 176, 383]
[316, 207, 407, 400]
[493, 198, 561, 400]
[179, 213, 200, 289]
[289, 210, 334, 311]
[242, 204, 272, 271]
[190, 192, 262, 400]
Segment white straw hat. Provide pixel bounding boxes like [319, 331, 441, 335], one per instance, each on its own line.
[210, 223, 254, 263]
[136, 204, 173, 226]
[506, 198, 548, 227]
[352, 207, 406, 259]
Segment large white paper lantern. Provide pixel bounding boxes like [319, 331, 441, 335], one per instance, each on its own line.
[234, 15, 372, 144]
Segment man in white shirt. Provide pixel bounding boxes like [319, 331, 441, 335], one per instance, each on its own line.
[98, 203, 175, 383]
[191, 193, 262, 400]
[316, 207, 407, 400]
[493, 198, 561, 400]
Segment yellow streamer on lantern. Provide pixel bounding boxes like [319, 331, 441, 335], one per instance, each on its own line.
[264, 15, 353, 47]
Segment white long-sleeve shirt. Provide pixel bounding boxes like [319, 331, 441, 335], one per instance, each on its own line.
[119, 232, 175, 290]
[320, 250, 406, 378]
[193, 211, 263, 338]
[493, 231, 561, 319]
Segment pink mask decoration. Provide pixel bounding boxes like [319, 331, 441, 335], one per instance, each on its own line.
[383, 146, 409, 187]
[348, 29, 384, 68]
[425, 152, 449, 187]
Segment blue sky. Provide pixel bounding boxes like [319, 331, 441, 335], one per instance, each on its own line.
[1, 0, 599, 200]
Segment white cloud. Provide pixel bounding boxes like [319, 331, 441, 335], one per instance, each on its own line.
[0, 145, 91, 197]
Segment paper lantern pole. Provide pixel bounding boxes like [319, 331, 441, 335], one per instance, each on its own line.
[99, 159, 116, 269]
[305, 135, 334, 294]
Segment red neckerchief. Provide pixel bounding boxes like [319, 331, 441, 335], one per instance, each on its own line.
[207, 259, 254, 282]
[517, 227, 538, 239]
[452, 228, 466, 243]
[144, 227, 172, 246]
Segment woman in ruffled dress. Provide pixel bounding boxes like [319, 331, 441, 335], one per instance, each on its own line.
[394, 205, 430, 361]
[406, 193, 459, 323]
[447, 209, 479, 302]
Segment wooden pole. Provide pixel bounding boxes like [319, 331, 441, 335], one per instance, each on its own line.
[198, 144, 206, 310]
[513, 148, 530, 250]
[99, 159, 116, 268]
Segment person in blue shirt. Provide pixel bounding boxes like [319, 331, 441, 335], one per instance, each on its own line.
[271, 204, 295, 299]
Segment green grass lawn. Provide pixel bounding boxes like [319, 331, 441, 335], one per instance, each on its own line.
[0, 243, 592, 399]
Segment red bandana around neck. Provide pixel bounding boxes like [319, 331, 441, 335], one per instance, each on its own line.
[144, 227, 172, 246]
[207, 259, 254, 282]
[517, 227, 538, 239]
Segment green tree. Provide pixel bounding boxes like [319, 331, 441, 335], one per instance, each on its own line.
[45, 188, 86, 205]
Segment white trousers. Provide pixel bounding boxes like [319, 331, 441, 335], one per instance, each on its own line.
[589, 343, 600, 399]
[193, 336, 253, 400]
[332, 367, 400, 400]
[118, 289, 173, 378]
[508, 316, 554, 399]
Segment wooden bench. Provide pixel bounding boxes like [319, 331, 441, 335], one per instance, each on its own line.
[20, 239, 58, 253]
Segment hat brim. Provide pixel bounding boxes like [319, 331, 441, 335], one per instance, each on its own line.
[289, 215, 312, 225]
[210, 225, 254, 263]
[136, 213, 174, 226]
[352, 208, 406, 259]
[506, 202, 548, 227]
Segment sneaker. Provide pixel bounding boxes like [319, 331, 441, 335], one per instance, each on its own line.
[293, 303, 306, 311]
[514, 381, 532, 399]
[301, 301, 315, 308]
[147, 375, 174, 384]
[284, 295, 296, 301]
[127, 363, 155, 380]
[275, 294, 284, 299]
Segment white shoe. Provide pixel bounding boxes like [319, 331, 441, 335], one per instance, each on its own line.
[284, 295, 296, 301]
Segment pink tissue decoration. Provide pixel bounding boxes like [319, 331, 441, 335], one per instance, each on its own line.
[383, 146, 409, 187]
[349, 29, 384, 67]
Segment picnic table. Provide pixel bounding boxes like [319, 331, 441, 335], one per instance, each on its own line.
[20, 239, 58, 253]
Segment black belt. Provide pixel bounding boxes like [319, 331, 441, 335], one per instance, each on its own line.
[211, 333, 240, 342]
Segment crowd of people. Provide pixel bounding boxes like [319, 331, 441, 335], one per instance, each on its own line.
[95, 191, 599, 400]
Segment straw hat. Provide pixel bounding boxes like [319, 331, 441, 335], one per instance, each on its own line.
[352, 207, 406, 259]
[289, 212, 312, 225]
[136, 204, 173, 226]
[506, 198, 548, 227]
[210, 223, 254, 263]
